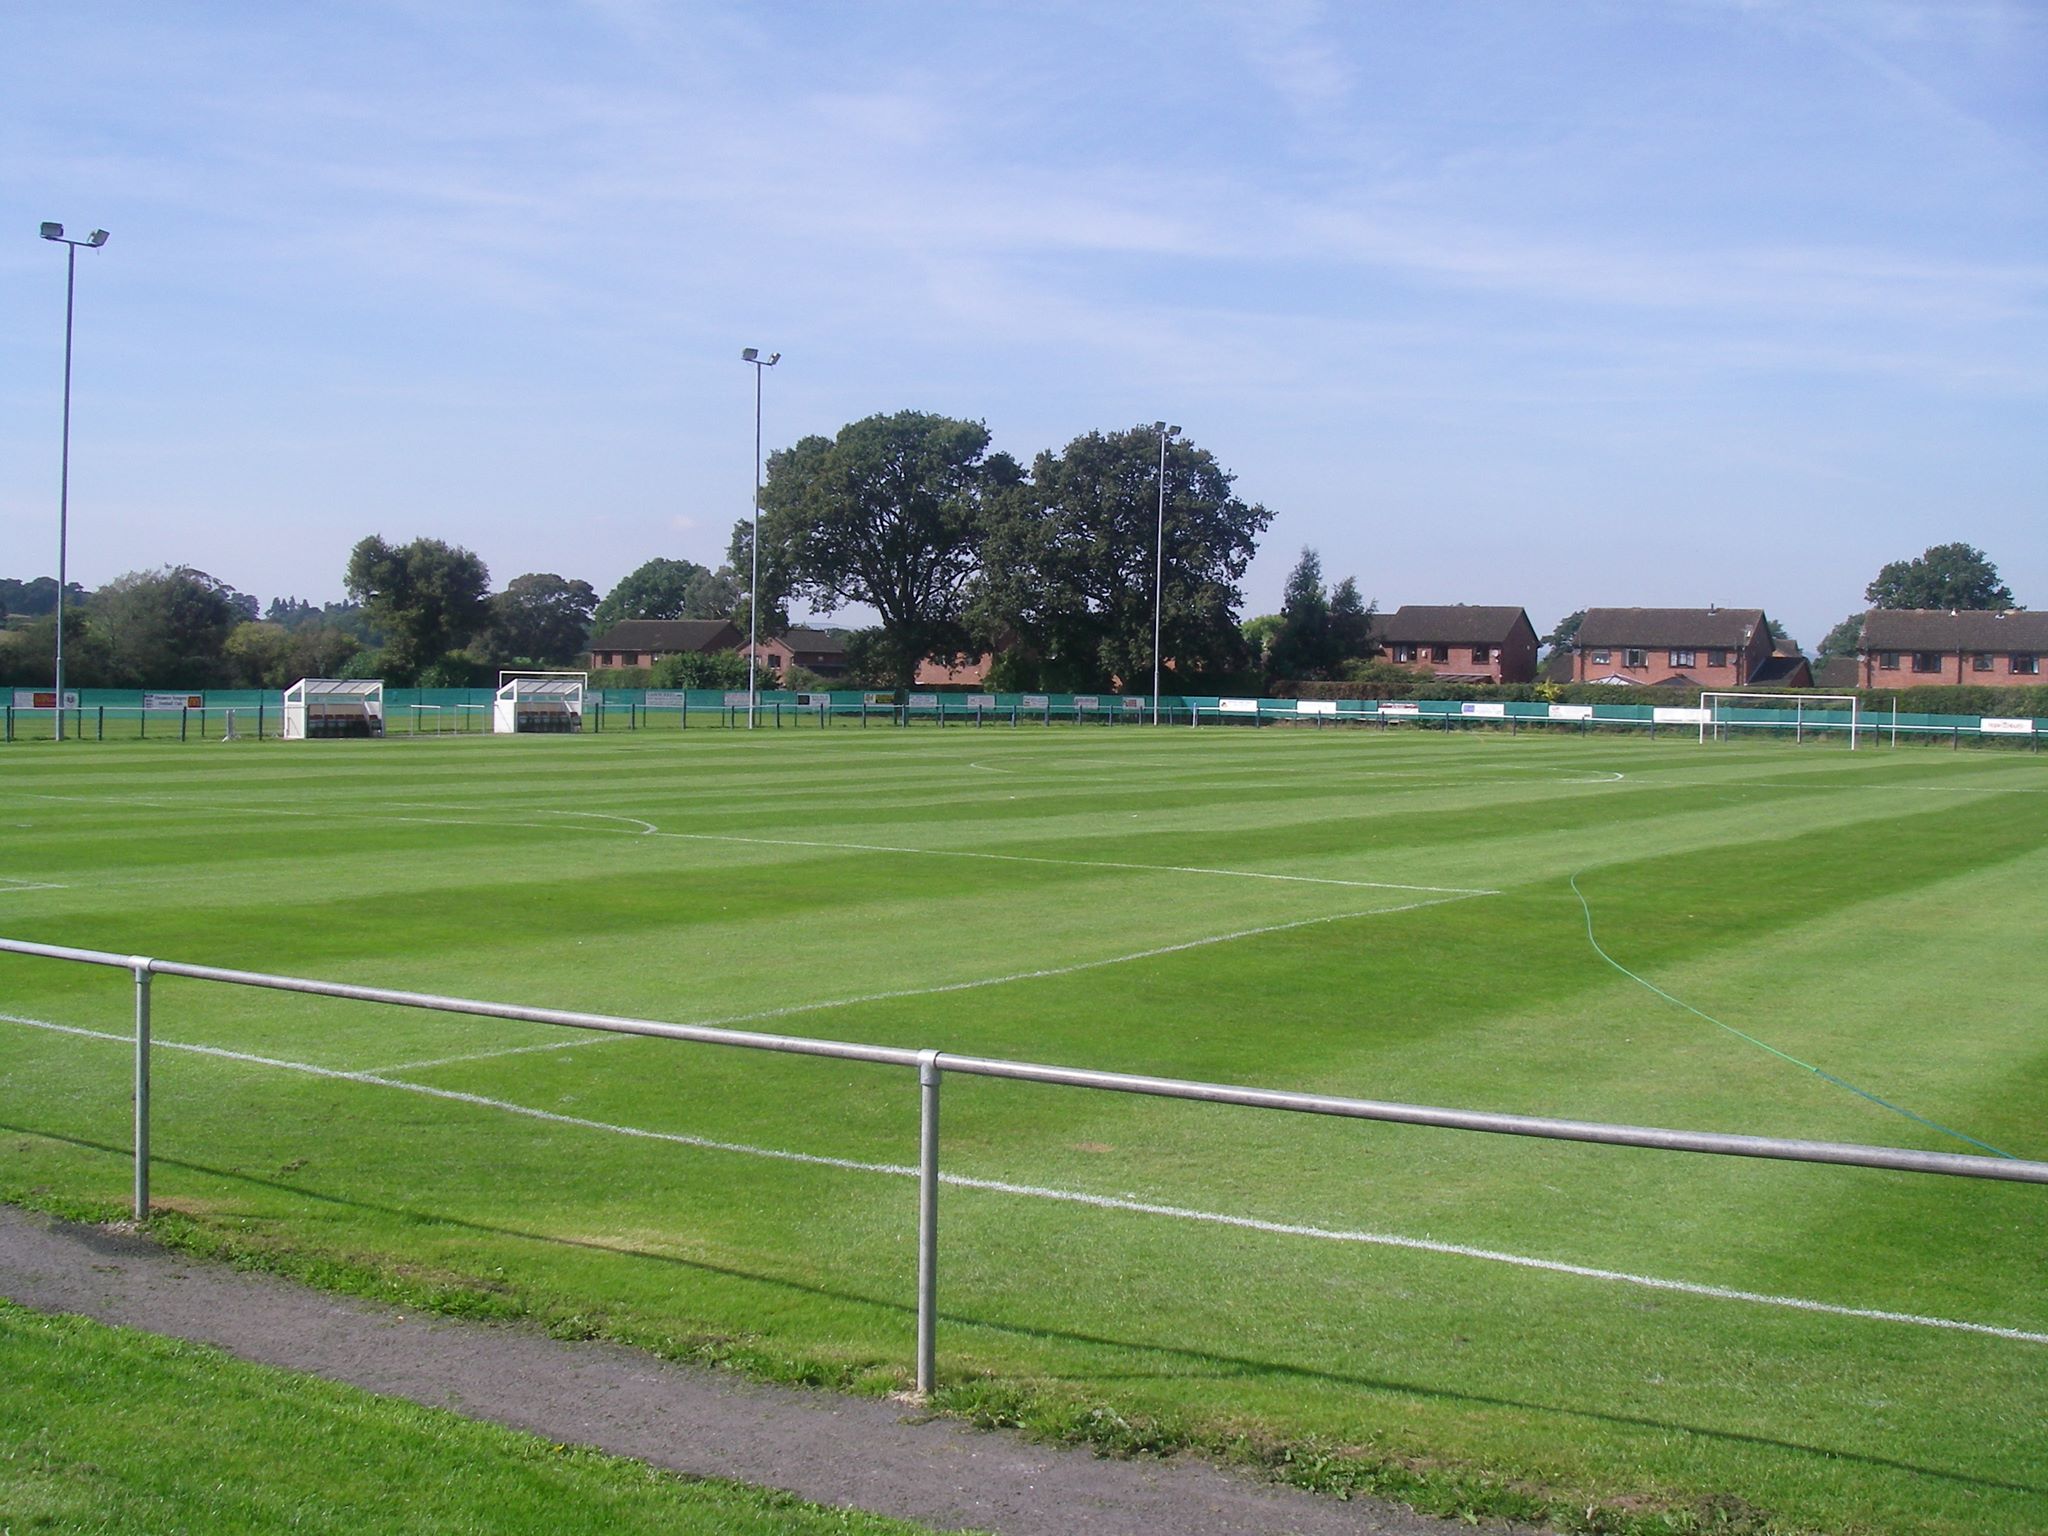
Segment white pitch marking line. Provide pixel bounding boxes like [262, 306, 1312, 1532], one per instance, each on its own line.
[5, 1008, 2041, 1348]
[0, 879, 66, 893]
[13, 792, 1495, 896]
[533, 810, 1497, 897]
[369, 896, 1477, 1073]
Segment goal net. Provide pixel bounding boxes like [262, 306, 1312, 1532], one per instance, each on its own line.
[1699, 692, 1860, 750]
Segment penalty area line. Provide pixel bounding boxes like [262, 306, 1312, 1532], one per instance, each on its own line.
[3, 1008, 2041, 1349]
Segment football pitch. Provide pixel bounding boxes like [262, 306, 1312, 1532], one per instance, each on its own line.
[2, 727, 2043, 1533]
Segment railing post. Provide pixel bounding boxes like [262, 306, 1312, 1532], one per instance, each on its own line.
[131, 958, 153, 1219]
[916, 1047, 941, 1397]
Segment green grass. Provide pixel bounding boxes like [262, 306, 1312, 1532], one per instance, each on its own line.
[0, 1300, 956, 1535]
[2, 725, 2044, 1534]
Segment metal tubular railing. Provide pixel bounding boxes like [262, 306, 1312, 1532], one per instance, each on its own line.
[5, 934, 2044, 1397]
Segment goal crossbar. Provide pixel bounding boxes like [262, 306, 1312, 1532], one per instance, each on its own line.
[1700, 692, 1860, 750]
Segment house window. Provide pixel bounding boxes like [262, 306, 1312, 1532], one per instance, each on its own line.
[2015, 655, 2041, 676]
[1707, 649, 1730, 667]
[1392, 644, 1417, 663]
[1472, 646, 1492, 664]
[1911, 652, 1942, 674]
[1972, 653, 1995, 673]
[1429, 645, 1450, 663]
[1669, 649, 1697, 668]
[1624, 648, 1647, 668]
[1590, 649, 1611, 665]
[1879, 652, 1901, 671]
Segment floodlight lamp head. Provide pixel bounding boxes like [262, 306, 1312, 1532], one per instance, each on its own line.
[1168, 424, 1181, 437]
[764, 352, 780, 366]
[741, 347, 759, 362]
[87, 229, 109, 247]
[40, 222, 63, 240]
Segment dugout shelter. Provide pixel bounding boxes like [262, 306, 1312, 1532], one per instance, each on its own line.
[282, 678, 385, 739]
[493, 673, 586, 734]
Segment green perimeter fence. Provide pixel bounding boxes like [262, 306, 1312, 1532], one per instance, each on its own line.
[4, 687, 2044, 748]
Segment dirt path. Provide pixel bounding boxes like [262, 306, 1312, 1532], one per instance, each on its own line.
[0, 1205, 1534, 1536]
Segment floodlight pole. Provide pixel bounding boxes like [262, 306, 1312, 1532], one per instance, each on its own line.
[741, 347, 780, 729]
[1151, 423, 1179, 726]
[40, 223, 109, 742]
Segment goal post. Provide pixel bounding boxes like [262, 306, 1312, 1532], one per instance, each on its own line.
[1699, 692, 1860, 750]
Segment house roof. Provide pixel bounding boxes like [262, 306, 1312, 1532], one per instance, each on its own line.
[1813, 656, 1860, 689]
[589, 619, 740, 654]
[1379, 605, 1532, 644]
[1576, 608, 1767, 649]
[777, 626, 850, 657]
[1749, 654, 1814, 687]
[1859, 608, 2047, 652]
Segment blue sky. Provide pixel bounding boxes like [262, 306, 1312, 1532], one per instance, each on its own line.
[3, 0, 2042, 650]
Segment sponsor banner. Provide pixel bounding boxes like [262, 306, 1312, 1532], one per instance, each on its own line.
[1121, 696, 1145, 711]
[1218, 698, 1259, 713]
[796, 692, 832, 707]
[645, 690, 685, 708]
[965, 693, 997, 709]
[144, 693, 202, 711]
[908, 692, 940, 708]
[863, 692, 892, 706]
[1654, 707, 1710, 724]
[1460, 701, 1507, 718]
[1296, 700, 1337, 716]
[1023, 694, 1050, 710]
[722, 691, 755, 707]
[1548, 704, 1594, 720]
[1980, 717, 2036, 735]
[1074, 695, 1101, 711]
[1380, 701, 1421, 716]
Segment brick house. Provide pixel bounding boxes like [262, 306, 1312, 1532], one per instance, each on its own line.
[1572, 608, 1777, 688]
[1857, 609, 2048, 687]
[1378, 605, 1539, 684]
[745, 626, 852, 681]
[587, 618, 742, 669]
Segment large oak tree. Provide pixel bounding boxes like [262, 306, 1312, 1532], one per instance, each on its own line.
[734, 411, 1020, 688]
[972, 425, 1270, 690]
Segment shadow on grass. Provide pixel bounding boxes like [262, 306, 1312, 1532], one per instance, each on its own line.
[5, 1120, 2040, 1501]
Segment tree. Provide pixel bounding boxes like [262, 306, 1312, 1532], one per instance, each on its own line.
[738, 411, 1020, 689]
[1817, 613, 1864, 660]
[0, 609, 109, 688]
[971, 425, 1270, 689]
[487, 573, 597, 666]
[1865, 543, 2016, 611]
[0, 576, 88, 621]
[590, 559, 741, 632]
[1542, 610, 1586, 656]
[344, 536, 491, 683]
[1239, 614, 1282, 673]
[1268, 548, 1339, 680]
[1329, 578, 1376, 664]
[224, 621, 296, 687]
[92, 566, 247, 687]
[648, 649, 752, 690]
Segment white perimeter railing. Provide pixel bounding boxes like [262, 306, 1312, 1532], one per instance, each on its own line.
[4, 935, 2045, 1395]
